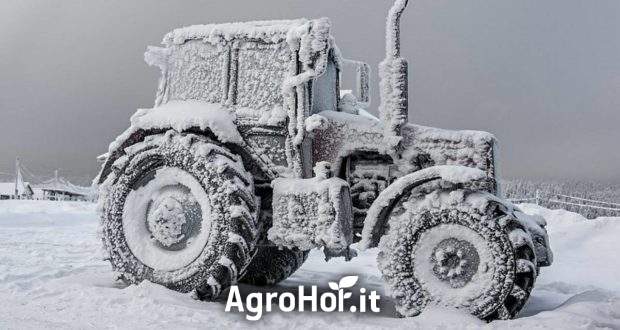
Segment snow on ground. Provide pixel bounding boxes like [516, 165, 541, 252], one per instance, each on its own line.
[0, 200, 619, 329]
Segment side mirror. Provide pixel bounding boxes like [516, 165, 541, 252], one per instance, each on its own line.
[341, 59, 371, 109]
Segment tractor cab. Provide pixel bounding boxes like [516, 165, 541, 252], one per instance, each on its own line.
[143, 18, 373, 181]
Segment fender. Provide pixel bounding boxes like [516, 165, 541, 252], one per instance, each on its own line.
[96, 100, 245, 185]
[513, 209, 554, 267]
[359, 165, 494, 249]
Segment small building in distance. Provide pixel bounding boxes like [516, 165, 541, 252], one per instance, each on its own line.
[34, 176, 94, 201]
[0, 182, 34, 200]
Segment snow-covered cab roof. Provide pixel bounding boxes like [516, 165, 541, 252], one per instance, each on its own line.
[161, 18, 333, 77]
[163, 19, 329, 48]
[151, 18, 334, 113]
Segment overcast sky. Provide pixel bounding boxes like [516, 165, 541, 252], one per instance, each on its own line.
[0, 0, 619, 184]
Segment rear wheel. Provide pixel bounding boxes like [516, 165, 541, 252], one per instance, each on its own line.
[99, 131, 258, 299]
[378, 189, 537, 320]
[240, 194, 308, 286]
[241, 240, 308, 286]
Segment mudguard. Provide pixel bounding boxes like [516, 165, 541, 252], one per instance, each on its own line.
[359, 165, 494, 249]
[96, 100, 244, 185]
[513, 209, 554, 267]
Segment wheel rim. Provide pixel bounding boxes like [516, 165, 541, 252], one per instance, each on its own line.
[412, 224, 499, 312]
[430, 237, 480, 288]
[122, 167, 212, 271]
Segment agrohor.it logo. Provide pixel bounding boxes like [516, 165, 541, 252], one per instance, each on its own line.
[225, 275, 381, 321]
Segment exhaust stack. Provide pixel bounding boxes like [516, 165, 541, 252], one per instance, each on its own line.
[379, 0, 409, 155]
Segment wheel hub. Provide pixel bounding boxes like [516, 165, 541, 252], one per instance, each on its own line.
[147, 193, 193, 247]
[431, 238, 480, 288]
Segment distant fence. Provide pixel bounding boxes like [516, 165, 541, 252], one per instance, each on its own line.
[509, 190, 620, 218]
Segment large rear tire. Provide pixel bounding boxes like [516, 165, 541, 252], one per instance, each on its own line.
[99, 131, 258, 300]
[378, 189, 537, 320]
[240, 195, 308, 286]
[241, 246, 308, 286]
[241, 235, 308, 286]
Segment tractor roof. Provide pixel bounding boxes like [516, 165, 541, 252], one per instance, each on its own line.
[163, 18, 332, 47]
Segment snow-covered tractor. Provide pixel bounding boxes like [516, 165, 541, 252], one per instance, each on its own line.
[96, 0, 552, 320]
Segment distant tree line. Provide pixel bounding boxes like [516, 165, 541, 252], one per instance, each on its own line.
[501, 179, 620, 219]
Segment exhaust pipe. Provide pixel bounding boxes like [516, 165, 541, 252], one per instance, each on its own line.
[386, 0, 409, 58]
[379, 0, 409, 155]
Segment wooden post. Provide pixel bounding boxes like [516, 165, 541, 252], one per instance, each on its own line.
[14, 157, 19, 199]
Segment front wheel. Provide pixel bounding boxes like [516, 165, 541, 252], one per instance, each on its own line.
[99, 131, 258, 299]
[378, 190, 537, 320]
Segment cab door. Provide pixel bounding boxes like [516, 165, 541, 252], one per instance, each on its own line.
[228, 41, 296, 179]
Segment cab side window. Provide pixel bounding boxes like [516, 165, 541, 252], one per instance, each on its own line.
[311, 56, 339, 115]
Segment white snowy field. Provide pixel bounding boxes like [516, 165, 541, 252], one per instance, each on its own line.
[0, 200, 619, 329]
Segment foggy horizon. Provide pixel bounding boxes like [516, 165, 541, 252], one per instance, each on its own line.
[1, 0, 619, 185]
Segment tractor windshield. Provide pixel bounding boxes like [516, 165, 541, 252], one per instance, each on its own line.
[166, 40, 228, 104]
[235, 42, 291, 111]
[165, 40, 293, 119]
